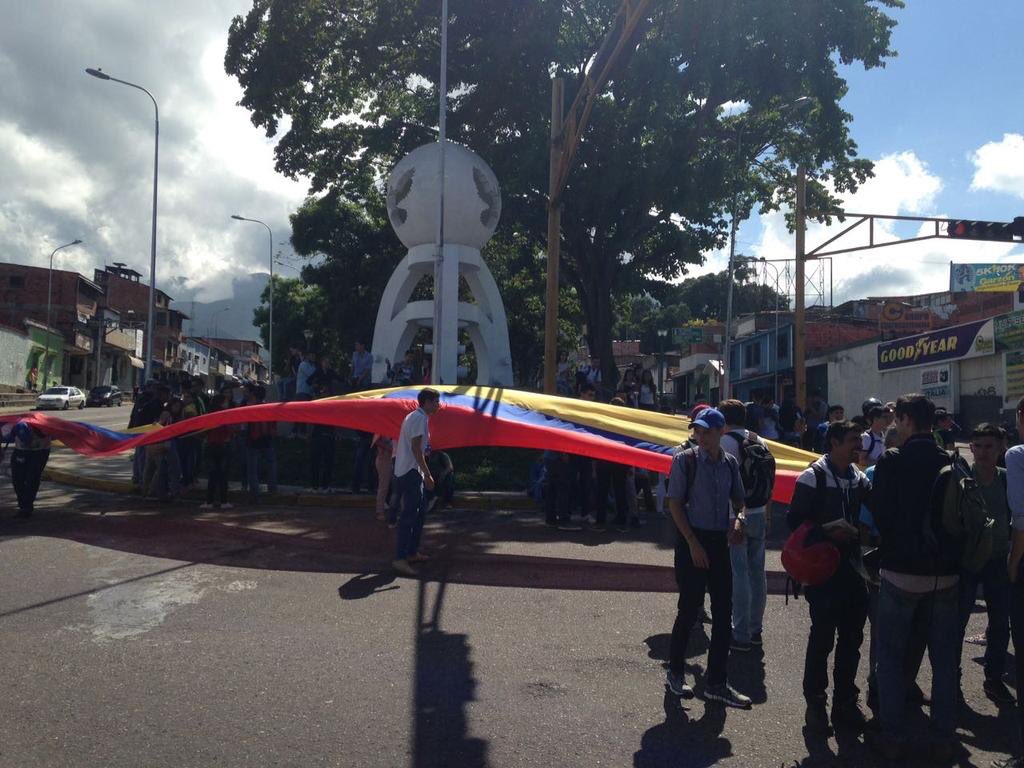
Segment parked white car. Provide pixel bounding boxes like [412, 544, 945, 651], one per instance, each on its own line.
[36, 386, 86, 410]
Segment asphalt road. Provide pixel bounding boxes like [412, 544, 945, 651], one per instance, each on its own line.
[0, 482, 1018, 768]
[25, 402, 135, 432]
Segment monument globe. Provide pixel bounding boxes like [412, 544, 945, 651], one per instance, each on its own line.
[372, 140, 514, 387]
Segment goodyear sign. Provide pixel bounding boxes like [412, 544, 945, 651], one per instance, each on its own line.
[877, 318, 995, 371]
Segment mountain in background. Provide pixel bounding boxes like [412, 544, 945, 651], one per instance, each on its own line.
[170, 272, 268, 343]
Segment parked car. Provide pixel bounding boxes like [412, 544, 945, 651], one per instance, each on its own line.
[36, 386, 86, 410]
[87, 385, 124, 407]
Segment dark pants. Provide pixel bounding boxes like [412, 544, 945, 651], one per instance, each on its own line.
[351, 432, 372, 493]
[395, 469, 427, 560]
[544, 455, 570, 525]
[803, 561, 869, 704]
[958, 555, 1011, 682]
[178, 437, 200, 487]
[245, 441, 278, 500]
[310, 426, 336, 489]
[205, 443, 229, 505]
[671, 529, 732, 686]
[569, 456, 593, 519]
[595, 461, 628, 525]
[11, 448, 49, 514]
[1009, 568, 1024, 754]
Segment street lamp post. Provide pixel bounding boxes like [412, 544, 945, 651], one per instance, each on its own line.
[86, 67, 159, 385]
[43, 239, 83, 389]
[232, 215, 274, 380]
[739, 257, 782, 399]
[721, 97, 813, 400]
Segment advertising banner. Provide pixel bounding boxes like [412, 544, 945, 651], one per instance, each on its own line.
[1006, 352, 1024, 406]
[919, 365, 951, 400]
[950, 263, 1024, 292]
[877, 318, 995, 371]
[995, 310, 1024, 351]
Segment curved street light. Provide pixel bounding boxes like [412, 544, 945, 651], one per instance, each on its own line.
[86, 67, 159, 385]
[231, 215, 274, 380]
[43, 239, 84, 389]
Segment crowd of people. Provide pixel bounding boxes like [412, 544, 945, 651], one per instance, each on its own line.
[665, 391, 1024, 767]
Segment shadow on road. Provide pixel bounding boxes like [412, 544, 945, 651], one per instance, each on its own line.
[413, 556, 489, 768]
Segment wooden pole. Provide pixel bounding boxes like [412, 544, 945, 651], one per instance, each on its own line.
[794, 166, 807, 409]
[544, 77, 564, 394]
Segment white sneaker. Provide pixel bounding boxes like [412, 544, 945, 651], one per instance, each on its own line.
[392, 559, 419, 577]
[220, 502, 233, 509]
[199, 503, 214, 510]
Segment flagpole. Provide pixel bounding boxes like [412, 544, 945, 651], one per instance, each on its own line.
[432, 0, 448, 384]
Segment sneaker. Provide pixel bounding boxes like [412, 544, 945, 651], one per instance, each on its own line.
[831, 700, 868, 733]
[804, 698, 832, 735]
[730, 639, 753, 653]
[220, 502, 233, 510]
[630, 515, 644, 527]
[700, 609, 712, 625]
[392, 559, 419, 577]
[705, 684, 752, 709]
[908, 681, 929, 705]
[199, 503, 214, 510]
[665, 670, 694, 699]
[985, 678, 1016, 707]
[750, 631, 763, 647]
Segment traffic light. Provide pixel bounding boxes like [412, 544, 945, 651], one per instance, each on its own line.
[946, 219, 1021, 241]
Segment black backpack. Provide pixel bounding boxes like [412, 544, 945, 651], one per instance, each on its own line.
[727, 430, 777, 508]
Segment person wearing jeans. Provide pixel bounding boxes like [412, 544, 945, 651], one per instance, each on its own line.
[870, 394, 964, 763]
[664, 407, 751, 709]
[730, 512, 767, 646]
[391, 389, 442, 576]
[1000, 397, 1024, 768]
[719, 400, 771, 651]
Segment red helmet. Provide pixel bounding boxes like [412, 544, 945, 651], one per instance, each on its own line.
[782, 522, 840, 586]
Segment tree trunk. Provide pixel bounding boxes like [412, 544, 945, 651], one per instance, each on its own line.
[574, 259, 618, 396]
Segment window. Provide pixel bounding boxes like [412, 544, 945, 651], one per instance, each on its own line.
[744, 343, 762, 369]
[777, 330, 789, 360]
[8, 275, 24, 288]
[157, 311, 168, 327]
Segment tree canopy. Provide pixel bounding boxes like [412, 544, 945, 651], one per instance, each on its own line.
[227, 0, 901, 385]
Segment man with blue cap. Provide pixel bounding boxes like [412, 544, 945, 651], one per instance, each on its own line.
[664, 406, 751, 708]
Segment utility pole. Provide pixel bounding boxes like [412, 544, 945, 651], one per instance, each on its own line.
[794, 166, 807, 409]
[542, 0, 653, 393]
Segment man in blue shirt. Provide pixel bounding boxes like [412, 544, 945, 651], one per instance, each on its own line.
[1001, 399, 1024, 768]
[665, 407, 750, 708]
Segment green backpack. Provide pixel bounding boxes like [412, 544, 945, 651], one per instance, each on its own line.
[938, 451, 995, 574]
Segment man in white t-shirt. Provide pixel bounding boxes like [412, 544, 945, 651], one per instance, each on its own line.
[720, 399, 771, 652]
[392, 388, 442, 576]
[859, 405, 890, 467]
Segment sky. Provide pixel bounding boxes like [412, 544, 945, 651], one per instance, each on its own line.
[1, 0, 1023, 317]
[696, 0, 1024, 303]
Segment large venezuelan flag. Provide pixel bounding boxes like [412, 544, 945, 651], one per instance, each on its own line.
[0, 386, 816, 503]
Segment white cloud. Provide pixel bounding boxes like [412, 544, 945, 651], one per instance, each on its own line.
[746, 151, 1023, 302]
[0, 0, 309, 312]
[970, 133, 1024, 199]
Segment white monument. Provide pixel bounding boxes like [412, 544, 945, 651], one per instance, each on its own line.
[372, 140, 514, 386]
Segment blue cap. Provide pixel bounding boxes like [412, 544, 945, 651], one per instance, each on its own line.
[692, 407, 726, 430]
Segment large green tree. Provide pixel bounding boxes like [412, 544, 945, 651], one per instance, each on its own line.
[227, 0, 900, 385]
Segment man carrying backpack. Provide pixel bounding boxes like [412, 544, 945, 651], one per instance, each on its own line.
[958, 424, 1013, 706]
[870, 394, 962, 763]
[860, 405, 891, 467]
[664, 407, 751, 709]
[720, 399, 776, 653]
[788, 420, 871, 735]
[814, 404, 845, 454]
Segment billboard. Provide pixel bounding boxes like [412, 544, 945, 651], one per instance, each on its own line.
[950, 263, 1024, 292]
[877, 318, 995, 371]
